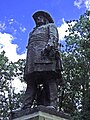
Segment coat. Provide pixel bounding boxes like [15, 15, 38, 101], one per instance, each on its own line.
[24, 23, 62, 81]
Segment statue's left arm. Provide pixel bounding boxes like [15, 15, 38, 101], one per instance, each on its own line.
[47, 23, 59, 49]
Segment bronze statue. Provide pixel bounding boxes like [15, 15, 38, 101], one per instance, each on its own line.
[22, 11, 62, 109]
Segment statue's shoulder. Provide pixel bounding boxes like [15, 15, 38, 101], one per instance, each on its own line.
[47, 23, 57, 30]
[29, 27, 37, 35]
[46, 23, 56, 27]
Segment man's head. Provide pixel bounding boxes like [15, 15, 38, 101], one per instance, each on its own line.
[32, 11, 54, 26]
[36, 15, 48, 26]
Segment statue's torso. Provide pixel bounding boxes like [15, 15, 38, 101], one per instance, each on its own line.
[25, 23, 59, 77]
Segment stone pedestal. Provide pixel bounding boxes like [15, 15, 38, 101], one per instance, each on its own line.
[10, 106, 70, 120]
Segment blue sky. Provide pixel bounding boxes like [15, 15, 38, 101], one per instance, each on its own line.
[0, 0, 89, 62]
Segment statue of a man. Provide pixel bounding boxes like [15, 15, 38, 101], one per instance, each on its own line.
[22, 11, 62, 109]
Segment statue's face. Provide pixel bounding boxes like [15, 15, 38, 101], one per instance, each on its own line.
[36, 16, 49, 26]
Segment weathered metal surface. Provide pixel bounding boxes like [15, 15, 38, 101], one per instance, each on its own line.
[24, 24, 59, 76]
[22, 11, 62, 109]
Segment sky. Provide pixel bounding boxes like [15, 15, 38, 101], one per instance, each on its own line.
[0, 0, 90, 61]
[0, 0, 90, 91]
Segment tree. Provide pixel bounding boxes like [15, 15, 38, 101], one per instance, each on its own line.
[0, 51, 25, 120]
[60, 10, 90, 119]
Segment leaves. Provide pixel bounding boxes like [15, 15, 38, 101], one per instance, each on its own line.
[60, 10, 90, 119]
[0, 51, 25, 119]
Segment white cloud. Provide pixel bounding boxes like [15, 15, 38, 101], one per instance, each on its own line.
[57, 18, 69, 42]
[57, 18, 77, 43]
[85, 0, 90, 10]
[0, 22, 6, 31]
[19, 26, 26, 33]
[0, 32, 26, 62]
[74, 0, 90, 10]
[74, 0, 83, 9]
[12, 77, 27, 93]
[0, 17, 27, 62]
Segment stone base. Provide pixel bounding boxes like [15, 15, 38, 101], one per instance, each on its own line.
[10, 106, 70, 120]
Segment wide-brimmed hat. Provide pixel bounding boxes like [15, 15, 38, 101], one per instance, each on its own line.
[32, 11, 54, 24]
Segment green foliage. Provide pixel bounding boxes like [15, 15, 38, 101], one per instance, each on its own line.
[0, 51, 25, 119]
[60, 10, 90, 119]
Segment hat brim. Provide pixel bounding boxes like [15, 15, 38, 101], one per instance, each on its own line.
[32, 11, 54, 24]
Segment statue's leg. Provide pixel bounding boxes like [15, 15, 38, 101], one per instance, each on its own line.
[36, 85, 45, 106]
[44, 80, 58, 109]
[49, 81, 57, 109]
[22, 82, 37, 109]
[43, 83, 50, 106]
